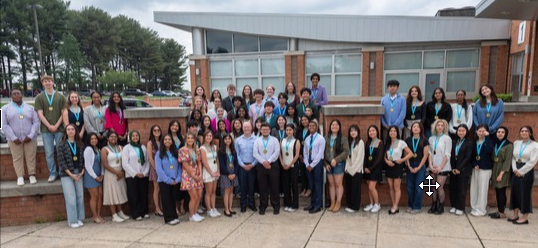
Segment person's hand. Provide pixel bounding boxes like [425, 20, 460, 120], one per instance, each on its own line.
[330, 159, 336, 167]
[116, 171, 124, 181]
[79, 133, 84, 139]
[306, 166, 313, 172]
[95, 176, 104, 182]
[496, 175, 502, 182]
[48, 126, 57, 133]
[194, 176, 202, 182]
[474, 166, 479, 171]
[395, 159, 403, 164]
[325, 165, 331, 171]
[387, 161, 394, 167]
[365, 168, 371, 174]
[136, 173, 144, 178]
[485, 131, 489, 137]
[13, 139, 22, 145]
[263, 161, 271, 169]
[212, 171, 220, 177]
[23, 137, 32, 143]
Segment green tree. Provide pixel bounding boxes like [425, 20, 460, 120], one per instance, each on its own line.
[159, 38, 187, 91]
[96, 71, 139, 92]
[57, 33, 86, 88]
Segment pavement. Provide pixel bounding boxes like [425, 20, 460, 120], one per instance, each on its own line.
[1, 200, 537, 248]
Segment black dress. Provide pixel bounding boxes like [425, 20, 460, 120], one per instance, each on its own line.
[68, 108, 86, 142]
[363, 141, 384, 182]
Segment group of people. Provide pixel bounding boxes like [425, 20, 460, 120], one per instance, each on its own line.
[1, 74, 536, 228]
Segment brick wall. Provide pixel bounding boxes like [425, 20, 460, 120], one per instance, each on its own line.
[0, 152, 49, 181]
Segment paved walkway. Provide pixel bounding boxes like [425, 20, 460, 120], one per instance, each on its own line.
[1, 204, 537, 248]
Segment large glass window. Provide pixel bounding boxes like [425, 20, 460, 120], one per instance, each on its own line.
[446, 50, 479, 68]
[211, 78, 232, 95]
[446, 71, 476, 92]
[234, 34, 258, 53]
[305, 54, 362, 96]
[335, 75, 361, 96]
[206, 30, 288, 54]
[385, 73, 420, 94]
[235, 59, 258, 76]
[206, 30, 232, 54]
[384, 52, 422, 70]
[210, 60, 232, 77]
[423, 51, 445, 69]
[260, 37, 288, 52]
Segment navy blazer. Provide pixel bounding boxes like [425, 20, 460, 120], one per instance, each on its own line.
[451, 139, 473, 176]
[218, 151, 239, 176]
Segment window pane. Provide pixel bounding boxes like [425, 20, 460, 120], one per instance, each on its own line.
[237, 78, 259, 91]
[306, 56, 332, 74]
[446, 49, 479, 68]
[446, 71, 476, 92]
[260, 37, 287, 51]
[335, 55, 362, 73]
[261, 58, 284, 75]
[262, 77, 285, 94]
[234, 34, 258, 53]
[335, 74, 361, 96]
[210, 60, 232, 77]
[211, 78, 232, 94]
[424, 51, 445, 69]
[206, 30, 232, 54]
[385, 73, 419, 94]
[235, 59, 258, 76]
[384, 52, 422, 70]
[307, 75, 332, 95]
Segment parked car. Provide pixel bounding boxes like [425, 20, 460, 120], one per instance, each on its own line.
[104, 99, 153, 109]
[152, 90, 167, 97]
[162, 90, 179, 97]
[78, 89, 92, 97]
[182, 96, 192, 107]
[124, 88, 147, 96]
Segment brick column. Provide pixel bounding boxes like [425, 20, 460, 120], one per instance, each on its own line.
[187, 55, 209, 94]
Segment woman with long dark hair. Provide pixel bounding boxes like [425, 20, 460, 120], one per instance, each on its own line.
[425, 87, 452, 138]
[473, 84, 504, 141]
[363, 125, 384, 213]
[147, 125, 164, 216]
[104, 92, 128, 146]
[101, 131, 129, 222]
[180, 132, 205, 222]
[122, 130, 150, 220]
[83, 132, 105, 223]
[449, 90, 473, 140]
[404, 86, 426, 139]
[344, 125, 364, 213]
[449, 124, 473, 216]
[193, 85, 208, 113]
[280, 123, 301, 212]
[84, 91, 107, 148]
[230, 119, 243, 140]
[167, 119, 186, 215]
[218, 134, 239, 216]
[200, 130, 220, 218]
[285, 104, 299, 125]
[297, 116, 311, 197]
[324, 119, 349, 213]
[405, 122, 429, 213]
[285, 82, 300, 108]
[242, 85, 255, 110]
[489, 126, 513, 219]
[155, 134, 181, 225]
[384, 125, 413, 214]
[470, 124, 494, 217]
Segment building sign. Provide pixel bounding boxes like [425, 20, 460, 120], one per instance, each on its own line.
[518, 22, 526, 44]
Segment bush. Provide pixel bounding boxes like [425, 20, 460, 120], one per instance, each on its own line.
[472, 93, 512, 103]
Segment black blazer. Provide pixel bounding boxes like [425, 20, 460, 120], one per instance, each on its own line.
[451, 139, 473, 176]
[58, 140, 85, 177]
[425, 101, 452, 129]
[222, 96, 234, 113]
[218, 151, 238, 176]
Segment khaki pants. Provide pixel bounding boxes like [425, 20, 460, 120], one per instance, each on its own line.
[8, 139, 37, 177]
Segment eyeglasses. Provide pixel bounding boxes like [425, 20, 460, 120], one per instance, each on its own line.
[520, 130, 530, 133]
[153, 129, 161, 132]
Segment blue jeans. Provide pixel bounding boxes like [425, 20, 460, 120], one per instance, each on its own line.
[307, 161, 324, 209]
[406, 161, 425, 210]
[42, 131, 63, 177]
[60, 176, 85, 224]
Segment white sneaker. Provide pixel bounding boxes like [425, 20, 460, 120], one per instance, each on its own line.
[371, 204, 381, 213]
[143, 214, 150, 219]
[363, 204, 373, 212]
[167, 219, 180, 225]
[471, 211, 485, 217]
[284, 207, 290, 212]
[17, 177, 24, 186]
[68, 222, 80, 228]
[118, 211, 130, 220]
[207, 209, 216, 218]
[135, 217, 143, 221]
[288, 207, 297, 212]
[29, 176, 37, 184]
[455, 210, 464, 215]
[213, 209, 221, 217]
[47, 175, 57, 183]
[345, 207, 356, 213]
[77, 220, 84, 226]
[449, 208, 456, 214]
[112, 214, 125, 222]
[189, 215, 202, 222]
[195, 213, 205, 220]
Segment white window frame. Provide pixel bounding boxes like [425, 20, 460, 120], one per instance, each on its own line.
[305, 53, 363, 96]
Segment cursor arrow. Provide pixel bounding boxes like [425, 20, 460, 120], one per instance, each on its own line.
[426, 175, 433, 180]
[426, 191, 433, 196]
[435, 182, 440, 190]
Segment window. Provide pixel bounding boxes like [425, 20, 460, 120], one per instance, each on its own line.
[446, 71, 476, 92]
[511, 52, 525, 92]
[423, 51, 444, 69]
[260, 37, 288, 52]
[385, 73, 420, 94]
[206, 30, 232, 54]
[234, 34, 258, 53]
[446, 49, 479, 68]
[206, 30, 288, 54]
[306, 54, 362, 96]
[384, 52, 422, 70]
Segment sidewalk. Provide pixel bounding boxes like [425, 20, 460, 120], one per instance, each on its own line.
[1, 204, 536, 248]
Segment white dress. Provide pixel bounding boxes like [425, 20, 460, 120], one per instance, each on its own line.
[103, 146, 128, 205]
[428, 134, 452, 172]
[201, 145, 219, 183]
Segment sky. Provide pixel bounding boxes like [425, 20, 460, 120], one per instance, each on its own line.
[68, 0, 479, 56]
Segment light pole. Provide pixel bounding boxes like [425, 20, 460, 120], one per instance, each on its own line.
[27, 4, 44, 77]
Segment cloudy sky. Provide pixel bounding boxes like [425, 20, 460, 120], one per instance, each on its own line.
[69, 0, 478, 55]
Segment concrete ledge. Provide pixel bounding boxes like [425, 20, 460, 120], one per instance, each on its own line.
[322, 104, 384, 116]
[284, 51, 305, 56]
[0, 180, 63, 198]
[503, 103, 538, 112]
[124, 107, 190, 119]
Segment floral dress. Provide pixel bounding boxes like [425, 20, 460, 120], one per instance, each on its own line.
[179, 147, 204, 190]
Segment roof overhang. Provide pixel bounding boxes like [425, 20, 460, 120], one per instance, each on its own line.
[476, 0, 538, 20]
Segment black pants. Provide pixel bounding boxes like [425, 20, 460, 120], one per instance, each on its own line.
[257, 162, 280, 210]
[282, 163, 299, 208]
[449, 174, 469, 211]
[125, 177, 149, 219]
[345, 172, 362, 211]
[238, 165, 256, 208]
[159, 182, 179, 223]
[495, 187, 507, 213]
[299, 160, 309, 191]
[510, 172, 534, 214]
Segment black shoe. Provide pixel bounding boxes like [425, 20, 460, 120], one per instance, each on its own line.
[154, 212, 163, 217]
[435, 203, 444, 215]
[303, 205, 313, 211]
[428, 202, 438, 214]
[240, 207, 247, 213]
[389, 208, 399, 215]
[507, 216, 519, 222]
[230, 210, 237, 215]
[273, 209, 280, 215]
[249, 206, 258, 212]
[259, 209, 266, 215]
[513, 220, 529, 225]
[309, 208, 321, 214]
[224, 211, 233, 217]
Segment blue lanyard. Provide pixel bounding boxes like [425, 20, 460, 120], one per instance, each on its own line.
[12, 102, 24, 116]
[476, 139, 485, 155]
[70, 106, 80, 121]
[173, 137, 181, 149]
[262, 137, 269, 151]
[285, 137, 294, 152]
[309, 133, 317, 153]
[166, 151, 174, 165]
[68, 141, 77, 156]
[302, 129, 308, 140]
[94, 148, 101, 162]
[369, 138, 378, 156]
[278, 130, 285, 140]
[45, 90, 55, 107]
[118, 108, 123, 120]
[486, 102, 492, 115]
[134, 146, 142, 162]
[389, 139, 398, 157]
[287, 94, 294, 104]
[191, 149, 197, 162]
[435, 103, 441, 116]
[457, 104, 463, 120]
[226, 148, 233, 163]
[494, 140, 506, 157]
[255, 103, 262, 117]
[412, 137, 420, 154]
[518, 139, 532, 159]
[312, 88, 318, 100]
[278, 106, 287, 115]
[456, 138, 465, 155]
[108, 144, 119, 161]
[329, 134, 336, 149]
[411, 100, 417, 115]
[265, 114, 273, 123]
[351, 140, 355, 152]
[205, 145, 215, 159]
[93, 104, 103, 120]
[388, 94, 397, 109]
[434, 134, 443, 152]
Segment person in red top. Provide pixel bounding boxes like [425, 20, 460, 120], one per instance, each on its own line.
[104, 92, 128, 146]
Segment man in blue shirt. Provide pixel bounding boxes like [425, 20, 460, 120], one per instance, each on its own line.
[309, 73, 328, 108]
[234, 121, 258, 213]
[381, 80, 406, 141]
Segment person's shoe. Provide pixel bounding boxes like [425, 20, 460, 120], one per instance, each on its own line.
[389, 208, 399, 215]
[406, 207, 413, 213]
[224, 211, 233, 217]
[112, 214, 125, 223]
[189, 215, 202, 222]
[208, 209, 217, 218]
[332, 202, 341, 212]
[213, 209, 221, 217]
[288, 207, 297, 212]
[240, 207, 247, 213]
[17, 177, 24, 186]
[259, 209, 266, 215]
[249, 206, 258, 212]
[273, 209, 280, 215]
[410, 209, 422, 214]
[135, 216, 143, 221]
[435, 204, 444, 215]
[68, 222, 80, 228]
[195, 213, 205, 220]
[370, 204, 381, 213]
[155, 211, 164, 217]
[345, 207, 356, 213]
[284, 207, 290, 212]
[167, 219, 180, 225]
[449, 208, 457, 214]
[77, 220, 84, 226]
[303, 205, 313, 211]
[47, 175, 57, 183]
[455, 210, 464, 216]
[470, 211, 485, 217]
[118, 211, 130, 220]
[143, 214, 150, 219]
[428, 202, 438, 214]
[29, 175, 37, 184]
[327, 201, 335, 211]
[507, 216, 519, 222]
[513, 220, 529, 225]
[363, 204, 373, 212]
[490, 212, 502, 219]
[197, 206, 206, 214]
[309, 208, 321, 214]
[230, 210, 237, 215]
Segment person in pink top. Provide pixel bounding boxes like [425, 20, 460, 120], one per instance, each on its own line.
[104, 92, 128, 146]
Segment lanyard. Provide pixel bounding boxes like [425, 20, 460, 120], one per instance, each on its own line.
[456, 138, 465, 155]
[173, 137, 181, 149]
[226, 148, 233, 163]
[134, 146, 142, 163]
[205, 145, 215, 159]
[412, 137, 420, 154]
[278, 106, 287, 116]
[411, 100, 417, 115]
[302, 129, 308, 140]
[486, 102, 492, 115]
[68, 141, 77, 156]
[309, 133, 317, 153]
[435, 102, 441, 116]
[476, 139, 485, 155]
[369, 138, 378, 156]
[118, 108, 123, 120]
[285, 137, 294, 152]
[191, 149, 197, 162]
[389, 139, 398, 157]
[388, 94, 397, 109]
[45, 90, 55, 107]
[457, 104, 464, 120]
[255, 103, 262, 117]
[518, 139, 532, 159]
[93, 104, 103, 120]
[108, 144, 119, 161]
[94, 148, 101, 162]
[312, 88, 318, 100]
[166, 151, 174, 165]
[12, 102, 24, 116]
[262, 137, 269, 152]
[351, 140, 355, 152]
[329, 134, 336, 149]
[287, 94, 294, 104]
[278, 130, 285, 140]
[265, 114, 273, 123]
[434, 134, 443, 153]
[70, 106, 80, 121]
[494, 140, 506, 157]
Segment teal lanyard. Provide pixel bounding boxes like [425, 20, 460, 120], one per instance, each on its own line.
[95, 148, 101, 162]
[434, 134, 443, 152]
[173, 137, 181, 149]
[191, 149, 196, 162]
[93, 104, 103, 120]
[45, 90, 55, 107]
[388, 94, 396, 109]
[351, 140, 355, 151]
[486, 102, 492, 116]
[412, 137, 420, 154]
[456, 138, 465, 155]
[518, 139, 532, 160]
[262, 137, 269, 151]
[287, 94, 294, 104]
[265, 114, 273, 124]
[205, 145, 215, 159]
[68, 141, 77, 157]
[435, 102, 441, 116]
[226, 149, 233, 163]
[369, 138, 378, 156]
[476, 139, 485, 155]
[278, 106, 287, 115]
[457, 104, 463, 120]
[134, 146, 141, 162]
[411, 100, 417, 115]
[166, 151, 174, 165]
[302, 129, 308, 141]
[494, 140, 506, 158]
[255, 103, 262, 117]
[278, 130, 285, 140]
[389, 139, 398, 158]
[70, 106, 80, 122]
[312, 88, 318, 100]
[309, 133, 317, 153]
[108, 144, 119, 161]
[285, 137, 294, 152]
[12, 102, 24, 116]
[329, 134, 336, 149]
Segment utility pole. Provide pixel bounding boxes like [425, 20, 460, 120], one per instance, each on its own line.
[28, 5, 44, 77]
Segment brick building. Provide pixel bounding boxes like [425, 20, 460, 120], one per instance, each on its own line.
[154, 1, 538, 103]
